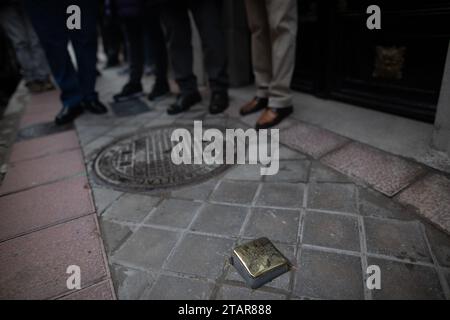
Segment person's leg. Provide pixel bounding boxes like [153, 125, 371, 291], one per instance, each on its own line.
[112, 17, 145, 102]
[189, 0, 228, 94]
[253, 0, 297, 130]
[21, 6, 51, 82]
[239, 0, 271, 116]
[0, 3, 39, 84]
[123, 18, 144, 87]
[146, 8, 170, 100]
[160, 2, 201, 114]
[265, 0, 297, 109]
[23, 0, 83, 108]
[102, 16, 121, 67]
[68, 0, 99, 103]
[245, 0, 272, 100]
[160, 2, 197, 95]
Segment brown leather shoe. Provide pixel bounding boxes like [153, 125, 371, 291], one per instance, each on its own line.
[255, 106, 293, 130]
[239, 97, 268, 116]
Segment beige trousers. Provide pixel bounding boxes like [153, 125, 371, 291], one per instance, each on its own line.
[245, 0, 298, 108]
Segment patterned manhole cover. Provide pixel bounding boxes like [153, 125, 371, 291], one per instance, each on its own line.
[93, 125, 231, 192]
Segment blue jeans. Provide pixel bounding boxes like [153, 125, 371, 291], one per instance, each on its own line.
[24, 0, 98, 108]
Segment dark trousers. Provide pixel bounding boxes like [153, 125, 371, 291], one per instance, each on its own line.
[160, 0, 228, 95]
[23, 0, 98, 108]
[101, 14, 122, 64]
[122, 10, 168, 87]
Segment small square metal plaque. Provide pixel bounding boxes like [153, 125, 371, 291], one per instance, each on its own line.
[230, 237, 291, 289]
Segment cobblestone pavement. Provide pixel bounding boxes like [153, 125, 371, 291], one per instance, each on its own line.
[74, 68, 450, 300]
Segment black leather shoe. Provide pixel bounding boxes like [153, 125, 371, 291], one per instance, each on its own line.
[113, 82, 143, 102]
[55, 104, 84, 126]
[84, 99, 108, 114]
[167, 92, 202, 115]
[209, 91, 229, 114]
[240, 97, 268, 116]
[148, 81, 170, 101]
[255, 106, 293, 130]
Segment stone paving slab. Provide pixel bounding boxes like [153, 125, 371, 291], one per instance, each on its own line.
[147, 199, 202, 229]
[164, 233, 234, 280]
[103, 193, 161, 224]
[364, 218, 432, 263]
[60, 280, 115, 300]
[264, 160, 310, 183]
[255, 183, 304, 209]
[0, 214, 107, 299]
[367, 257, 445, 300]
[143, 274, 214, 300]
[243, 207, 300, 244]
[396, 174, 450, 233]
[294, 248, 364, 300]
[216, 285, 286, 300]
[423, 223, 450, 268]
[280, 122, 349, 159]
[322, 142, 426, 197]
[0, 176, 94, 241]
[112, 226, 180, 270]
[110, 264, 155, 300]
[0, 149, 85, 196]
[302, 211, 360, 252]
[307, 183, 358, 214]
[9, 130, 79, 163]
[209, 180, 259, 205]
[191, 203, 248, 236]
[99, 219, 133, 255]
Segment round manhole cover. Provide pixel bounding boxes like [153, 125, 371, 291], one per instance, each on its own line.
[93, 125, 231, 192]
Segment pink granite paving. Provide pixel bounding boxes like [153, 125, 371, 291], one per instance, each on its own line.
[322, 142, 427, 197]
[0, 176, 95, 241]
[0, 149, 85, 195]
[0, 88, 114, 300]
[0, 214, 107, 300]
[60, 280, 115, 300]
[19, 90, 61, 128]
[396, 174, 450, 233]
[9, 130, 79, 163]
[280, 122, 349, 159]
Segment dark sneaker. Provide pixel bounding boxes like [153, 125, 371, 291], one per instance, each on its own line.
[55, 103, 84, 125]
[148, 81, 170, 101]
[209, 91, 229, 114]
[84, 99, 108, 114]
[167, 91, 202, 115]
[113, 83, 143, 102]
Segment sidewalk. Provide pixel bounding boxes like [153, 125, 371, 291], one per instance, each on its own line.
[0, 90, 115, 299]
[0, 66, 449, 299]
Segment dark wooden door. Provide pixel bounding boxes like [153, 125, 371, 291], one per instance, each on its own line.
[292, 0, 450, 122]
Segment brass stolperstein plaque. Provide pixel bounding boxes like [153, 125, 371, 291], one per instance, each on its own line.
[231, 237, 291, 289]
